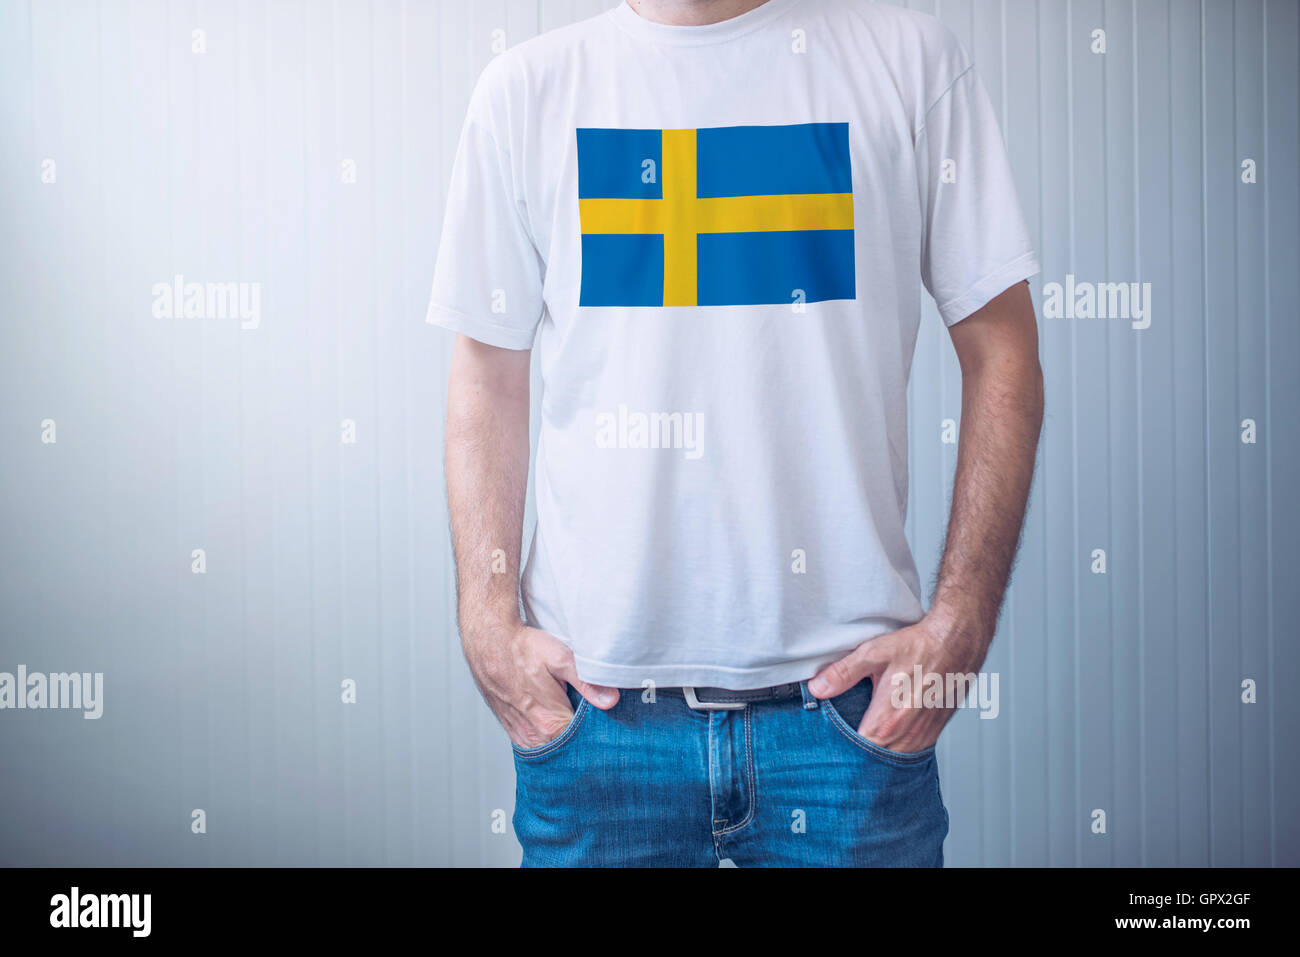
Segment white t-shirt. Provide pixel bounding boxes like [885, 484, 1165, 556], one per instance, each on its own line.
[428, 0, 1040, 689]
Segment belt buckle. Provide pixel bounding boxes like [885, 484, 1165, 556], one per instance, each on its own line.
[682, 687, 746, 711]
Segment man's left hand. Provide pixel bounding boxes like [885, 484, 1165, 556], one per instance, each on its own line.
[807, 616, 985, 753]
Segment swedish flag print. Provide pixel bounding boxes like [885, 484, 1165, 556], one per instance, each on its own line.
[577, 122, 856, 307]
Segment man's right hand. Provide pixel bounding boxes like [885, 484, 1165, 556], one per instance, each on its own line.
[463, 621, 620, 749]
[445, 336, 619, 749]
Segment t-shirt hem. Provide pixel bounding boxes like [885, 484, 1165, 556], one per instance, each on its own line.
[936, 250, 1041, 327]
[570, 650, 850, 691]
[425, 301, 537, 350]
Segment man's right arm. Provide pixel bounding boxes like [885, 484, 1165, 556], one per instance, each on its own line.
[444, 334, 619, 748]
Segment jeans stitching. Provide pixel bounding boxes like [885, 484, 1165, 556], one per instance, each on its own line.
[717, 706, 757, 837]
[821, 697, 935, 767]
[511, 698, 590, 760]
[708, 714, 724, 832]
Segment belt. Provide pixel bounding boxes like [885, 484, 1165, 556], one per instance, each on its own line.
[660, 683, 804, 711]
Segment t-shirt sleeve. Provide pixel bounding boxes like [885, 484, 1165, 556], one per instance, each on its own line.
[915, 58, 1040, 327]
[425, 60, 544, 350]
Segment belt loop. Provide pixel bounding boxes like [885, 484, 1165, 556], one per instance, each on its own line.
[799, 680, 819, 710]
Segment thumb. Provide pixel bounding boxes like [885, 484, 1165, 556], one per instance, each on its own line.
[549, 656, 620, 710]
[808, 638, 891, 699]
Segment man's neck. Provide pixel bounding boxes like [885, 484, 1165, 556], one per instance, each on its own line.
[624, 0, 771, 27]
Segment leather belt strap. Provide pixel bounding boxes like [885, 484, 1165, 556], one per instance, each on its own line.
[659, 682, 803, 710]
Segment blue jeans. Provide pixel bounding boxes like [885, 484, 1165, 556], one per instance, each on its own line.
[511, 677, 949, 866]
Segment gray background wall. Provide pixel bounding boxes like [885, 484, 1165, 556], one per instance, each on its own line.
[0, 0, 1295, 867]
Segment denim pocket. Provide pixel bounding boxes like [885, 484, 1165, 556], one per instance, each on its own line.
[821, 678, 936, 767]
[510, 685, 590, 760]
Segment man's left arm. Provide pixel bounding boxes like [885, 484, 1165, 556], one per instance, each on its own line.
[808, 279, 1044, 751]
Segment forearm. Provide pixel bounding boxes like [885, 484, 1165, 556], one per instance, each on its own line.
[444, 336, 532, 640]
[930, 314, 1044, 663]
[444, 336, 616, 736]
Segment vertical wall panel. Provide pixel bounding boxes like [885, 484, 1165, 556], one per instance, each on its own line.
[1133, 0, 1178, 866]
[1263, 0, 1300, 867]
[1169, 0, 1212, 866]
[1232, 0, 1269, 868]
[1202, 0, 1240, 867]
[1036, 0, 1078, 867]
[0, 0, 1295, 868]
[1003, 0, 1050, 869]
[1102, 0, 1139, 868]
